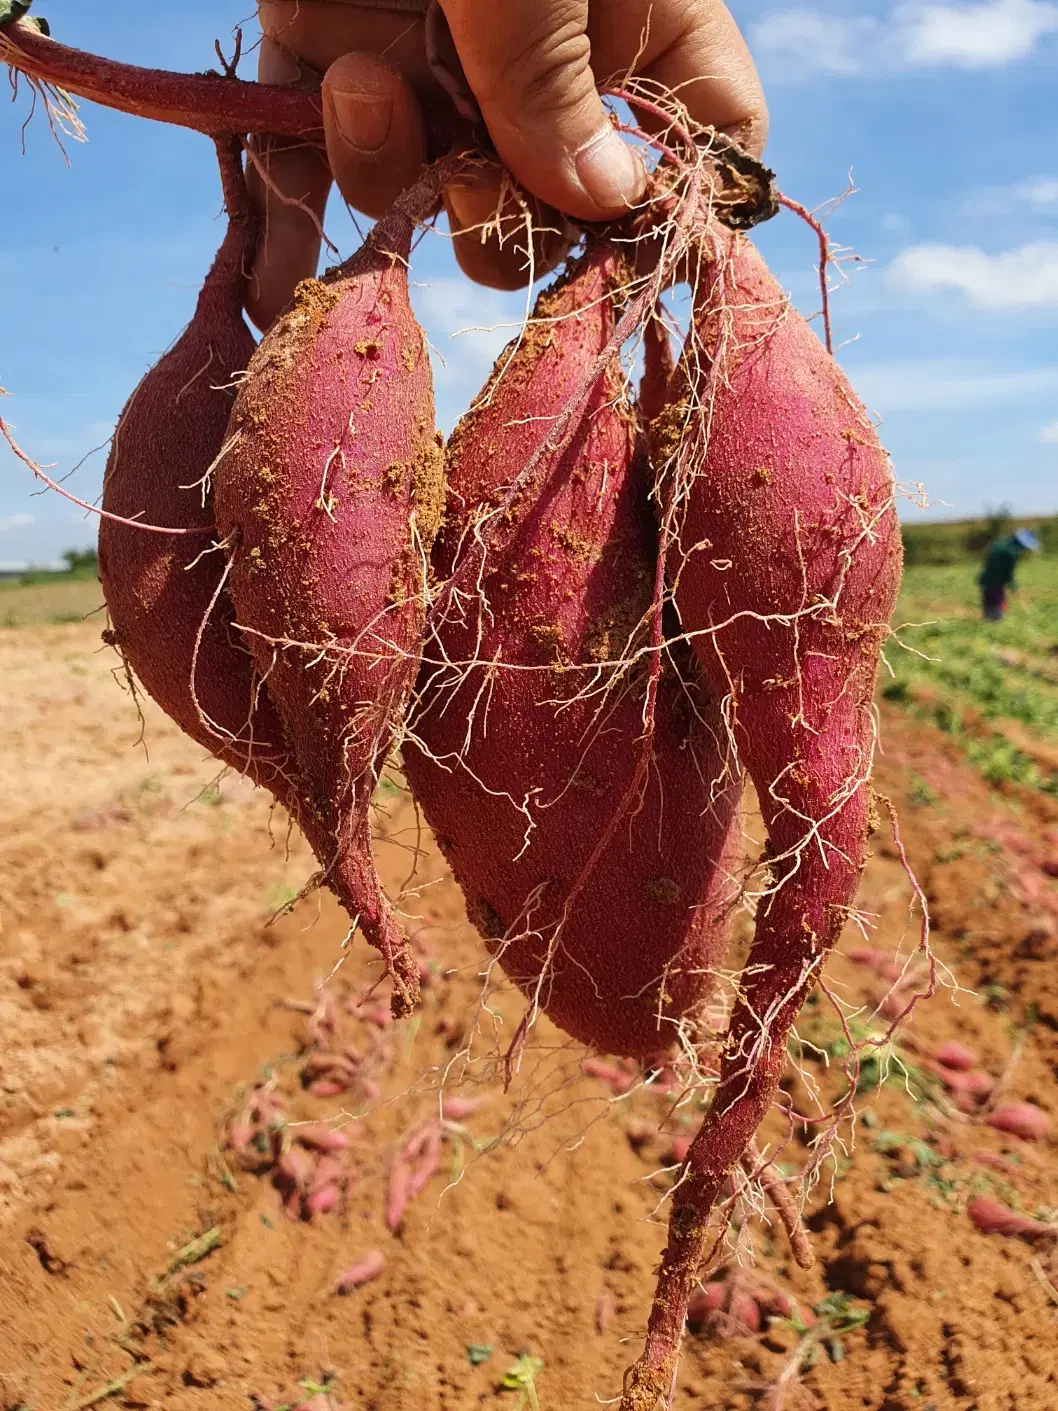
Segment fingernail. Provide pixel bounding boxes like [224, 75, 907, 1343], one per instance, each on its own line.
[574, 127, 643, 213]
[329, 87, 394, 156]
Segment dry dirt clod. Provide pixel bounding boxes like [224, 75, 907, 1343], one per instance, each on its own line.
[182, 1342, 229, 1387]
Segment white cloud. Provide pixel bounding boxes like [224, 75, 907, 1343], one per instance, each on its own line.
[749, 10, 881, 74]
[412, 277, 530, 431]
[0, 512, 33, 532]
[847, 358, 1058, 410]
[1041, 419, 1058, 441]
[888, 240, 1058, 308]
[752, 0, 1058, 75]
[415, 278, 524, 365]
[897, 0, 1058, 67]
[965, 176, 1058, 217]
[883, 212, 912, 235]
[1020, 178, 1058, 208]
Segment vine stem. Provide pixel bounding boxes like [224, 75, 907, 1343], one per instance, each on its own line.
[778, 194, 833, 354]
[1, 20, 324, 139]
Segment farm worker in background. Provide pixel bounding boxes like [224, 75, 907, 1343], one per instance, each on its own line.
[978, 529, 1041, 621]
[247, 0, 766, 328]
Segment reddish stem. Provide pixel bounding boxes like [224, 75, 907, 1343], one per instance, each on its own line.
[335, 147, 471, 270]
[2, 20, 470, 155]
[602, 87, 698, 157]
[778, 194, 833, 355]
[2, 20, 324, 139]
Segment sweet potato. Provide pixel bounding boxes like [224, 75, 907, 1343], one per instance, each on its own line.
[386, 1121, 443, 1229]
[404, 243, 742, 1060]
[440, 1094, 485, 1122]
[214, 163, 451, 1015]
[305, 1183, 341, 1218]
[925, 1060, 993, 1103]
[986, 1102, 1051, 1141]
[97, 138, 296, 806]
[968, 1197, 1055, 1241]
[335, 1251, 385, 1293]
[623, 227, 903, 1406]
[933, 1039, 978, 1071]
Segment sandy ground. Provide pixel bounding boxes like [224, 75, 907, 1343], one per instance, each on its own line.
[0, 616, 1056, 1411]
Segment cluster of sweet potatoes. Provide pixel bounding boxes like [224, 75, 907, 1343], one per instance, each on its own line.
[95, 145, 900, 1406]
[3, 21, 903, 1404]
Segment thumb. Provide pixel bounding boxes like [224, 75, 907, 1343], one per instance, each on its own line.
[437, 0, 644, 221]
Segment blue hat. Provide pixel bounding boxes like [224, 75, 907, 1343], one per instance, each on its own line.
[1013, 529, 1041, 552]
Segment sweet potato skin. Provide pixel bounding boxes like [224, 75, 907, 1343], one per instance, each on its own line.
[405, 246, 741, 1059]
[213, 206, 444, 1011]
[661, 228, 901, 952]
[621, 229, 903, 1407]
[98, 141, 295, 804]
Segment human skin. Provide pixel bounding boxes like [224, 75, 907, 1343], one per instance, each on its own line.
[248, 0, 767, 327]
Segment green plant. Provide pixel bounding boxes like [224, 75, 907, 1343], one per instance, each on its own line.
[262, 882, 299, 912]
[500, 1356, 544, 1411]
[907, 773, 938, 809]
[885, 554, 1058, 793]
[780, 1290, 872, 1367]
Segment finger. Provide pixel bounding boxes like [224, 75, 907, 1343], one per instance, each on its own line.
[245, 140, 332, 333]
[323, 52, 428, 221]
[259, 1, 434, 90]
[438, 0, 645, 222]
[620, 0, 768, 155]
[246, 37, 332, 332]
[444, 176, 574, 290]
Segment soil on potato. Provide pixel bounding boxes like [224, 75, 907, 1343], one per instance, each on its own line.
[0, 619, 1056, 1411]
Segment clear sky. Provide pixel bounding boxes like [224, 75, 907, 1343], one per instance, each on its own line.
[1, 0, 1055, 567]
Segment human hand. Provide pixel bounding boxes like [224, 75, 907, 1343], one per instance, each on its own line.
[248, 0, 766, 330]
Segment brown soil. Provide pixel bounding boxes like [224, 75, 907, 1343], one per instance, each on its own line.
[1, 621, 1056, 1411]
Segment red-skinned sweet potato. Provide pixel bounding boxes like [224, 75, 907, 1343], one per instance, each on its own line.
[622, 227, 903, 1406]
[214, 164, 452, 1015]
[98, 139, 297, 806]
[404, 244, 742, 1059]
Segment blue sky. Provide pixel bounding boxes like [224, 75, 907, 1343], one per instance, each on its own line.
[1, 0, 1055, 566]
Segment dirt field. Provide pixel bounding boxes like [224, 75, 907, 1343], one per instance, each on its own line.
[1, 613, 1056, 1411]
